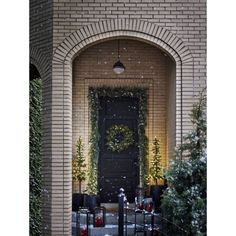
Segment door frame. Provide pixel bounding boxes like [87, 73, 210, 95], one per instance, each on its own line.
[87, 87, 149, 195]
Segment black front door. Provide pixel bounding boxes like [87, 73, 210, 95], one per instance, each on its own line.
[98, 97, 139, 203]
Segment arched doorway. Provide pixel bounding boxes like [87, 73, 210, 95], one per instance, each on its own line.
[72, 38, 176, 203]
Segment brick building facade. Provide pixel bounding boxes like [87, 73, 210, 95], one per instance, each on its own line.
[30, 0, 206, 235]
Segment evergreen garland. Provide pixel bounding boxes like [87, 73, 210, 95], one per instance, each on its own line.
[30, 78, 42, 236]
[87, 89, 99, 194]
[88, 87, 149, 190]
[86, 162, 98, 195]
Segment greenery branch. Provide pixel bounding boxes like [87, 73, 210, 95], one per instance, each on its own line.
[30, 78, 42, 235]
[161, 90, 206, 235]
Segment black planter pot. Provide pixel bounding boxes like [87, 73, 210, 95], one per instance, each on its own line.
[72, 193, 86, 211]
[83, 194, 100, 213]
[150, 185, 164, 213]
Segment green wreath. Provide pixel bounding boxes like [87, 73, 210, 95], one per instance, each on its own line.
[106, 124, 134, 152]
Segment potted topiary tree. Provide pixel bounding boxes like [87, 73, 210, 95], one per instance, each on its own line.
[72, 137, 87, 211]
[148, 137, 164, 213]
[83, 162, 100, 213]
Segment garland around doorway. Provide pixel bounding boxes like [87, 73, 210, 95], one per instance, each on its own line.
[88, 87, 149, 192]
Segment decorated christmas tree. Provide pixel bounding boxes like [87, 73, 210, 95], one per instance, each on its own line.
[72, 137, 87, 193]
[161, 91, 206, 235]
[148, 137, 163, 185]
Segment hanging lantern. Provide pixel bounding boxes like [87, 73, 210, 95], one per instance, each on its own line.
[112, 39, 125, 74]
[93, 206, 106, 227]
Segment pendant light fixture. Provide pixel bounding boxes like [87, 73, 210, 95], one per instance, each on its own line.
[113, 39, 125, 74]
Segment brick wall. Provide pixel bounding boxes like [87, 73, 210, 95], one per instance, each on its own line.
[167, 60, 176, 161]
[30, 0, 52, 59]
[52, 0, 207, 144]
[53, 0, 206, 95]
[30, 0, 206, 235]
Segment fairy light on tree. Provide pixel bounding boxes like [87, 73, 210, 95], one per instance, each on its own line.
[72, 137, 87, 193]
[148, 137, 164, 185]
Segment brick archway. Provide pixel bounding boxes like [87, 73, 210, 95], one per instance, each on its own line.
[52, 18, 194, 152]
[53, 19, 192, 64]
[45, 19, 193, 235]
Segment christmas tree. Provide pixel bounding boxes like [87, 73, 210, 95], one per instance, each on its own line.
[148, 137, 163, 185]
[161, 91, 206, 235]
[72, 137, 87, 193]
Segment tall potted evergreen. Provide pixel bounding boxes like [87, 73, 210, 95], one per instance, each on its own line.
[83, 162, 100, 213]
[148, 137, 164, 213]
[72, 137, 87, 211]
